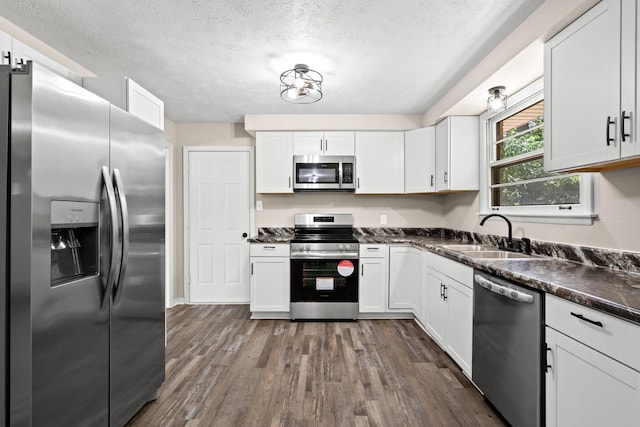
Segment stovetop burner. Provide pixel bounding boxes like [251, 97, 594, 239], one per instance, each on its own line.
[292, 213, 357, 242]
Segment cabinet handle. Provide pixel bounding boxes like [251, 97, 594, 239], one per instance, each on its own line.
[251, 263, 254, 275]
[606, 116, 615, 146]
[570, 312, 603, 328]
[430, 174, 434, 187]
[545, 344, 552, 373]
[366, 247, 380, 251]
[320, 139, 323, 151]
[357, 177, 360, 188]
[3, 51, 11, 65]
[444, 171, 448, 183]
[361, 265, 364, 276]
[325, 140, 328, 152]
[263, 246, 276, 250]
[288, 176, 291, 188]
[621, 111, 631, 142]
[443, 285, 448, 301]
[439, 283, 444, 299]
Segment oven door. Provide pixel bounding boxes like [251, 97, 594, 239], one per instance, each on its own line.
[290, 257, 359, 302]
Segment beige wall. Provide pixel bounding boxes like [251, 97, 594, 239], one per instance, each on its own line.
[256, 193, 444, 228]
[443, 166, 640, 252]
[169, 122, 252, 301]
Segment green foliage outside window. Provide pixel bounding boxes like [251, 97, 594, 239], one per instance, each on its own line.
[493, 118, 580, 207]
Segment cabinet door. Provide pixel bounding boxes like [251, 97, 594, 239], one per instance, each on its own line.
[544, 0, 622, 171]
[405, 127, 436, 193]
[424, 269, 447, 348]
[621, 0, 640, 158]
[324, 132, 355, 155]
[250, 257, 290, 312]
[445, 279, 473, 375]
[0, 31, 10, 65]
[359, 258, 387, 313]
[388, 247, 421, 312]
[448, 116, 479, 191]
[293, 131, 324, 155]
[546, 327, 640, 427]
[435, 119, 450, 191]
[126, 78, 164, 130]
[256, 132, 293, 193]
[355, 132, 404, 193]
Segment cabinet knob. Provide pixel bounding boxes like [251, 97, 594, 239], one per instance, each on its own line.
[242, 232, 248, 238]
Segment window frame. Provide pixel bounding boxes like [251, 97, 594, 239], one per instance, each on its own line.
[479, 78, 597, 225]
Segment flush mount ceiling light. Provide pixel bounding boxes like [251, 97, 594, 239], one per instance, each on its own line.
[487, 86, 507, 113]
[280, 64, 323, 104]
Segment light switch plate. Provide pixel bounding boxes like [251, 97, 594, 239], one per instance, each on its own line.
[380, 214, 387, 225]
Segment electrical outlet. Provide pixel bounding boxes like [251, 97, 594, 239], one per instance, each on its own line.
[256, 201, 263, 210]
[380, 214, 387, 225]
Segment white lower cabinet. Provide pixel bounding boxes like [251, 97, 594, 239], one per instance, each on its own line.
[423, 252, 473, 375]
[359, 244, 388, 313]
[388, 246, 422, 313]
[546, 327, 640, 427]
[249, 244, 290, 313]
[545, 294, 640, 426]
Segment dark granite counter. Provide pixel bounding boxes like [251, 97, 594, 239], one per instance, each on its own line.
[250, 228, 640, 325]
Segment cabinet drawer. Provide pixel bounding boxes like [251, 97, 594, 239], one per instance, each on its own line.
[250, 244, 290, 257]
[546, 294, 640, 371]
[359, 244, 387, 258]
[423, 251, 473, 287]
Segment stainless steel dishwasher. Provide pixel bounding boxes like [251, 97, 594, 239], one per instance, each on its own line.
[472, 270, 544, 427]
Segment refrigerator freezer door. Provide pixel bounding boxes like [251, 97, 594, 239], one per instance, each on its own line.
[9, 63, 111, 426]
[0, 64, 9, 426]
[109, 105, 165, 426]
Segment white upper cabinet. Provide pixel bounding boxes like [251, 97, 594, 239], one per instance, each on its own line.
[127, 78, 165, 130]
[11, 38, 81, 84]
[255, 132, 294, 193]
[545, 0, 640, 171]
[405, 127, 436, 193]
[293, 131, 355, 156]
[621, 0, 640, 159]
[0, 31, 11, 65]
[435, 116, 479, 192]
[355, 131, 405, 194]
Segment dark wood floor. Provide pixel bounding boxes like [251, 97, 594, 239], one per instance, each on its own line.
[127, 305, 506, 427]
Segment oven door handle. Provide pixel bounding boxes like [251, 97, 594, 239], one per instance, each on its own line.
[474, 274, 534, 304]
[291, 252, 359, 259]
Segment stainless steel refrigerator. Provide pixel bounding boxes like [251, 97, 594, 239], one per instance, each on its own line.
[0, 61, 165, 426]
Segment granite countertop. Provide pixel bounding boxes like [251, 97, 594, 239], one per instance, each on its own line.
[250, 233, 640, 325]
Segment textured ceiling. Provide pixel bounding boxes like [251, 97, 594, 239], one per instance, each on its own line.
[0, 0, 544, 123]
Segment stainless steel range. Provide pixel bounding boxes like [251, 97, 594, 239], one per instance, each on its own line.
[290, 213, 359, 320]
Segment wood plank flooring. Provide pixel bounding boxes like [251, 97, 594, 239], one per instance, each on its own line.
[126, 305, 506, 427]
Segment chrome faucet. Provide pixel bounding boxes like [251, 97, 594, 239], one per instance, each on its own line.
[479, 213, 513, 250]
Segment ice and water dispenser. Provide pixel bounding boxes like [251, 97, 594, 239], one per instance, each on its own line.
[50, 201, 99, 286]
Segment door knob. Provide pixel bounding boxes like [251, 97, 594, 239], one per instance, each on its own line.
[242, 232, 248, 238]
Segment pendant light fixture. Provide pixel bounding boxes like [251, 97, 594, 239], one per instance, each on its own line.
[487, 86, 507, 113]
[280, 64, 323, 104]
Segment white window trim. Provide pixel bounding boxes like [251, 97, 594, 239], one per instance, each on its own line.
[479, 78, 597, 225]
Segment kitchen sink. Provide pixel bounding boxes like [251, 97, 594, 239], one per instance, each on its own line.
[440, 244, 497, 252]
[462, 251, 534, 259]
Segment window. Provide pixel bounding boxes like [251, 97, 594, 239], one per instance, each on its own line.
[480, 80, 595, 224]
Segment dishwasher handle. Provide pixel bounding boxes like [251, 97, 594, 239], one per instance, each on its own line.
[474, 274, 534, 304]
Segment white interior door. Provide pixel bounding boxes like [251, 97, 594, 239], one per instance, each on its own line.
[188, 150, 251, 303]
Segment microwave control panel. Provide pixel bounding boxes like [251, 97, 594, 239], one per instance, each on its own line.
[343, 163, 354, 184]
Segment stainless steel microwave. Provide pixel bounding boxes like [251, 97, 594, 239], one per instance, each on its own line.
[293, 155, 356, 191]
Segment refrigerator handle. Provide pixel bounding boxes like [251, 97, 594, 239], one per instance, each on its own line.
[112, 168, 129, 306]
[101, 166, 120, 310]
